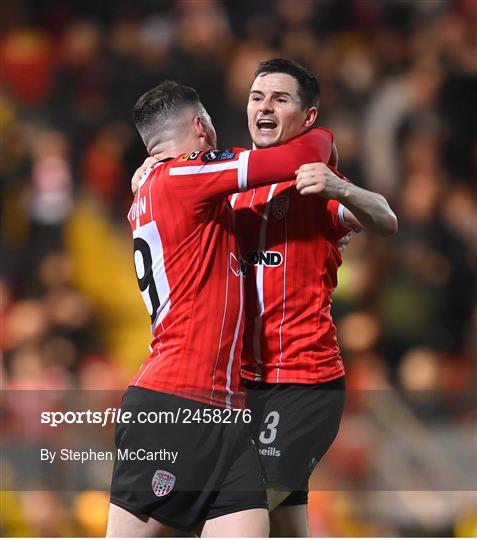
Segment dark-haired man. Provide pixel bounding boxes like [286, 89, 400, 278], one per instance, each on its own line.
[234, 58, 396, 536]
[107, 80, 340, 537]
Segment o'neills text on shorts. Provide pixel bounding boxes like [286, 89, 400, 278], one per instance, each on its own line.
[40, 448, 179, 464]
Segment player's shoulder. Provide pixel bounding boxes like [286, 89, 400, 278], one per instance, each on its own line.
[172, 147, 246, 166]
[314, 125, 334, 142]
[166, 147, 248, 182]
[292, 126, 334, 152]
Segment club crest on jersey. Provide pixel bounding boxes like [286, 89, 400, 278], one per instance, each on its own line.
[247, 250, 283, 267]
[152, 470, 176, 497]
[271, 195, 290, 220]
[202, 149, 236, 162]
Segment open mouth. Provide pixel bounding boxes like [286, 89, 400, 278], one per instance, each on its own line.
[256, 119, 278, 131]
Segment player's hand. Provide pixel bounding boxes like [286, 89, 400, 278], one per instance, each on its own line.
[131, 156, 159, 194]
[295, 162, 345, 199]
[337, 233, 352, 254]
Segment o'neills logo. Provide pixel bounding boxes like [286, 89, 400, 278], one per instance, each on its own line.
[259, 446, 281, 457]
[247, 250, 283, 267]
[152, 470, 176, 497]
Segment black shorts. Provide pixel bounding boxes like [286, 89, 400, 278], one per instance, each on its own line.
[245, 377, 345, 505]
[110, 386, 267, 532]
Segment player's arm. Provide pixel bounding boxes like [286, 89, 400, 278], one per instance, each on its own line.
[296, 163, 398, 236]
[168, 128, 333, 201]
[324, 143, 358, 248]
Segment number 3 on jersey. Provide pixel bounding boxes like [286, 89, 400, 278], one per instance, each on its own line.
[259, 410, 280, 444]
[133, 222, 171, 329]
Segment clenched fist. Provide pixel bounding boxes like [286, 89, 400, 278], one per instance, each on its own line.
[295, 163, 346, 200]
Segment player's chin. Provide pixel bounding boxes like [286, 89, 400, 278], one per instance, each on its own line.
[252, 131, 279, 148]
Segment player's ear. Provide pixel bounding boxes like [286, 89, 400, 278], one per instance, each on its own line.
[193, 115, 207, 139]
[194, 115, 216, 147]
[304, 107, 318, 127]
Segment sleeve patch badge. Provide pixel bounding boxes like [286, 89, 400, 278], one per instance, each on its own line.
[202, 149, 236, 162]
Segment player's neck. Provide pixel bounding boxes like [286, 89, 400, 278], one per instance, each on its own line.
[150, 140, 211, 161]
[147, 140, 174, 160]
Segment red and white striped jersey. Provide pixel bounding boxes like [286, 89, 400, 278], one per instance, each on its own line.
[127, 128, 333, 408]
[232, 128, 351, 384]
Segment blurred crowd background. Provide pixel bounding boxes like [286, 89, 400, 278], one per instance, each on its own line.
[1, 0, 476, 537]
